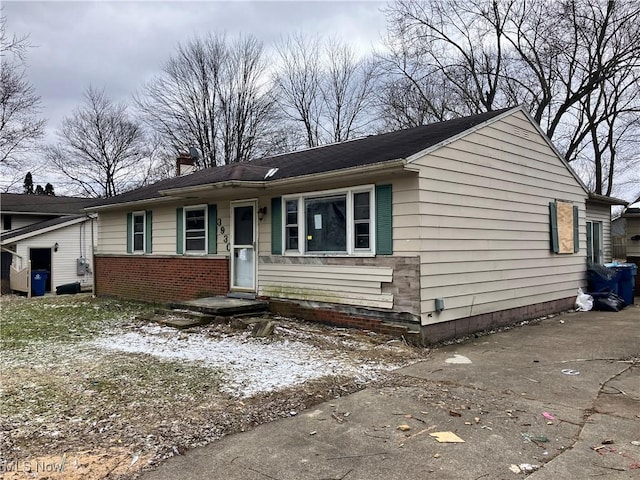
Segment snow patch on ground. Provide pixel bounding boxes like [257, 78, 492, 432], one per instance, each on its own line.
[92, 324, 401, 397]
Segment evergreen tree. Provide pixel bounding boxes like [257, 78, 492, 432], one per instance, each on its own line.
[34, 184, 44, 195]
[44, 183, 55, 196]
[23, 171, 34, 194]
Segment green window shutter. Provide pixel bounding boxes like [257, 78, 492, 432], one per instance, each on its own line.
[549, 202, 559, 253]
[376, 184, 393, 255]
[207, 204, 217, 254]
[573, 205, 579, 253]
[271, 197, 282, 255]
[126, 213, 133, 253]
[145, 210, 153, 254]
[176, 207, 184, 254]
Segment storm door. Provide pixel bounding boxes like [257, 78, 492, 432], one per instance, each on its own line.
[230, 201, 256, 291]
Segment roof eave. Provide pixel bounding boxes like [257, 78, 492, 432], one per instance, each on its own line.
[0, 215, 93, 245]
[89, 160, 408, 211]
[267, 159, 407, 188]
[85, 195, 180, 212]
[587, 193, 629, 206]
[158, 180, 267, 197]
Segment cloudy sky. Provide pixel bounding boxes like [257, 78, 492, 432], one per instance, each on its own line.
[3, 0, 387, 191]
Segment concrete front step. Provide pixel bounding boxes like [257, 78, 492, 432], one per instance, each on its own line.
[154, 308, 221, 323]
[169, 296, 268, 316]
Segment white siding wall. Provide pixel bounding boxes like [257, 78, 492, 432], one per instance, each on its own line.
[585, 202, 612, 263]
[14, 220, 94, 289]
[1, 214, 53, 232]
[412, 111, 588, 325]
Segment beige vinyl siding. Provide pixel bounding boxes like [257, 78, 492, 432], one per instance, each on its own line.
[96, 211, 126, 254]
[97, 203, 232, 256]
[390, 176, 421, 255]
[259, 263, 394, 309]
[150, 206, 175, 255]
[256, 176, 418, 308]
[586, 202, 612, 263]
[412, 110, 588, 325]
[15, 220, 94, 288]
[627, 217, 640, 257]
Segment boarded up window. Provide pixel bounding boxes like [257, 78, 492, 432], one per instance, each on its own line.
[557, 201, 574, 253]
[549, 201, 579, 254]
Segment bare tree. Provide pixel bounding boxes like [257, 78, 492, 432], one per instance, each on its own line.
[381, 0, 640, 197]
[272, 33, 323, 147]
[0, 12, 45, 169]
[46, 87, 152, 198]
[273, 34, 378, 148]
[136, 34, 278, 169]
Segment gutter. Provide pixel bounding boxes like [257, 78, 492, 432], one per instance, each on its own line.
[85, 195, 180, 213]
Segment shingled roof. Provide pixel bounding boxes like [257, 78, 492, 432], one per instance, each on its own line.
[1, 193, 94, 215]
[88, 108, 513, 208]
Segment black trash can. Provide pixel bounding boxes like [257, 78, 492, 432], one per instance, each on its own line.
[56, 282, 82, 295]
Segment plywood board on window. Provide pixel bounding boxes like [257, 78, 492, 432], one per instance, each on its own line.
[557, 201, 574, 254]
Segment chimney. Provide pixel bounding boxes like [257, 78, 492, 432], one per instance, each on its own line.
[176, 153, 196, 176]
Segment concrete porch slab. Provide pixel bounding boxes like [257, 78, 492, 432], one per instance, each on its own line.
[169, 296, 268, 316]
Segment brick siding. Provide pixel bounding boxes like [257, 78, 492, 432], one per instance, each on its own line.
[95, 255, 229, 303]
[268, 299, 416, 338]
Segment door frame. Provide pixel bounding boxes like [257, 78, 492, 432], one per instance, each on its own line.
[229, 199, 258, 292]
[28, 246, 53, 293]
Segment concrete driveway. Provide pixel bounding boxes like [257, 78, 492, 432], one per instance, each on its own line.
[142, 305, 640, 480]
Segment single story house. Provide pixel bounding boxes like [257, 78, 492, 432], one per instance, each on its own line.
[88, 106, 599, 344]
[0, 194, 95, 295]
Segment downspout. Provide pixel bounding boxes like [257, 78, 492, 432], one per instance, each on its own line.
[91, 215, 96, 298]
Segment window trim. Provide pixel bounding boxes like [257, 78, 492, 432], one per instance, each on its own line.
[586, 220, 603, 264]
[281, 185, 376, 256]
[183, 204, 208, 255]
[132, 211, 145, 254]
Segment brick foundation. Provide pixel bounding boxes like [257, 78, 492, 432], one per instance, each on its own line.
[270, 296, 575, 346]
[268, 299, 418, 338]
[95, 255, 229, 303]
[419, 296, 576, 345]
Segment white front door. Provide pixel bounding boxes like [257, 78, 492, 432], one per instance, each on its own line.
[230, 201, 256, 291]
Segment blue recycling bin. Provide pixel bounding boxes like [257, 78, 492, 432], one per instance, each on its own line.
[615, 263, 637, 306]
[31, 270, 48, 296]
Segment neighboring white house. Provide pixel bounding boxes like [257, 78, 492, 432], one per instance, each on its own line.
[585, 193, 628, 264]
[0, 194, 95, 295]
[87, 107, 608, 344]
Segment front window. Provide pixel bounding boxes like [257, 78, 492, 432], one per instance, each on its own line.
[185, 207, 206, 252]
[284, 186, 374, 255]
[306, 195, 347, 252]
[133, 212, 145, 252]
